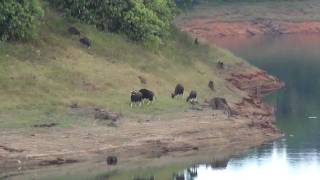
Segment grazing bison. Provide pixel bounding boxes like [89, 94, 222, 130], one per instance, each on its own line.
[130, 90, 143, 107]
[68, 26, 80, 36]
[208, 80, 214, 91]
[186, 90, 197, 103]
[139, 89, 155, 104]
[106, 156, 117, 165]
[171, 84, 184, 98]
[80, 37, 91, 48]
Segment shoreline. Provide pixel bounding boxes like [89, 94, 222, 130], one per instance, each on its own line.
[0, 58, 284, 175]
[177, 18, 320, 40]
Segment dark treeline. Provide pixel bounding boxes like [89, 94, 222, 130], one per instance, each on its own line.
[0, 0, 43, 41]
[0, 0, 197, 43]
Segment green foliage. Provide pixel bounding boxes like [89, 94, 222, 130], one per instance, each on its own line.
[48, 0, 176, 43]
[0, 0, 43, 41]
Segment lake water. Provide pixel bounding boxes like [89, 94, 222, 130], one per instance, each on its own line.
[6, 34, 320, 179]
[178, 34, 320, 180]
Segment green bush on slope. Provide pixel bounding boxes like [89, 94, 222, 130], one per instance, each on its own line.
[0, 0, 43, 41]
[48, 0, 176, 43]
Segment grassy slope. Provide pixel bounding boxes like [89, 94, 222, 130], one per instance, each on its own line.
[0, 4, 244, 129]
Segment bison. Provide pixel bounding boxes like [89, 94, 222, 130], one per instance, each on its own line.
[139, 89, 155, 104]
[80, 37, 91, 48]
[68, 26, 80, 36]
[171, 84, 184, 98]
[186, 90, 197, 103]
[208, 80, 214, 91]
[130, 90, 143, 107]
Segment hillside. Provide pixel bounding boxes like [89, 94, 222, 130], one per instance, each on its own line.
[0, 2, 286, 176]
[0, 4, 245, 129]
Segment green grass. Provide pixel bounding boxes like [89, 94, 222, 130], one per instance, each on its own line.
[0, 4, 243, 129]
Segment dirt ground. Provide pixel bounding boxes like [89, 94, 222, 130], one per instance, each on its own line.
[178, 18, 320, 42]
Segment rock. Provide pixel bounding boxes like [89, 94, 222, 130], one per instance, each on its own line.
[138, 76, 147, 84]
[133, 176, 155, 180]
[246, 29, 256, 36]
[106, 156, 117, 165]
[94, 109, 121, 121]
[39, 158, 78, 166]
[208, 97, 228, 110]
[33, 123, 58, 128]
[68, 26, 80, 36]
[70, 103, 79, 109]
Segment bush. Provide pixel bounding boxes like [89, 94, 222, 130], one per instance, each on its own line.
[0, 0, 44, 41]
[48, 0, 176, 43]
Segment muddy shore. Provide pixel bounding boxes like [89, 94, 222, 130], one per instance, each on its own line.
[0, 58, 284, 176]
[178, 18, 320, 41]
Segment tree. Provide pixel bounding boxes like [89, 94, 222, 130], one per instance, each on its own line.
[49, 0, 176, 43]
[0, 0, 43, 41]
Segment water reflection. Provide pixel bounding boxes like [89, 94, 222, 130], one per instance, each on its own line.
[178, 140, 320, 180]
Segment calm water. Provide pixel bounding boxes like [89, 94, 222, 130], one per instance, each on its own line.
[6, 35, 320, 179]
[179, 34, 320, 180]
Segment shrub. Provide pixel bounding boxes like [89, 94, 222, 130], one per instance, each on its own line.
[0, 0, 44, 41]
[48, 0, 175, 43]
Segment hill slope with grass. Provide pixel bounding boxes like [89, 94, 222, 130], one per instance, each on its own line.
[0, 5, 245, 129]
[0, 2, 287, 174]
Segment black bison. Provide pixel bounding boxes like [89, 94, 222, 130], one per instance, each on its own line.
[80, 37, 91, 48]
[208, 80, 214, 91]
[186, 90, 197, 103]
[171, 84, 184, 98]
[139, 89, 155, 104]
[130, 90, 143, 107]
[68, 26, 80, 36]
[217, 61, 224, 69]
[106, 156, 117, 165]
[194, 38, 199, 45]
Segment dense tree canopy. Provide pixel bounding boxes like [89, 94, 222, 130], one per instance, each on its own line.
[0, 0, 43, 41]
[0, 0, 198, 42]
[49, 0, 177, 43]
